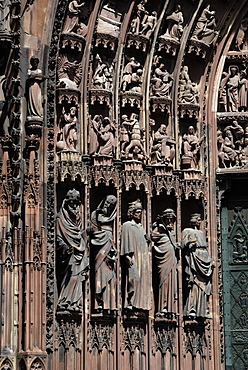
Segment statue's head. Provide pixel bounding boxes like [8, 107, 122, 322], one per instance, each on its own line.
[30, 56, 39, 68]
[189, 213, 201, 227]
[102, 195, 117, 216]
[127, 199, 143, 222]
[161, 208, 176, 230]
[65, 189, 81, 218]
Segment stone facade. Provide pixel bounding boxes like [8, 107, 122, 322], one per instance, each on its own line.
[0, 0, 248, 369]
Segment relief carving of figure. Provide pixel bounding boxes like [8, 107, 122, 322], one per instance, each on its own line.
[130, 0, 147, 35]
[217, 128, 239, 168]
[191, 5, 218, 44]
[121, 200, 151, 310]
[181, 126, 203, 169]
[0, 0, 11, 34]
[121, 58, 142, 92]
[56, 106, 78, 152]
[92, 54, 113, 90]
[151, 124, 175, 166]
[151, 209, 180, 315]
[226, 65, 240, 112]
[56, 189, 89, 312]
[178, 66, 199, 104]
[89, 195, 117, 311]
[161, 4, 184, 40]
[239, 70, 248, 111]
[57, 56, 82, 90]
[88, 115, 116, 157]
[140, 11, 157, 38]
[62, 0, 85, 33]
[123, 113, 147, 161]
[151, 63, 173, 97]
[26, 56, 47, 121]
[182, 213, 215, 318]
[235, 18, 248, 51]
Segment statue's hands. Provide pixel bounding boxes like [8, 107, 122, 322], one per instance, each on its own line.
[126, 255, 133, 267]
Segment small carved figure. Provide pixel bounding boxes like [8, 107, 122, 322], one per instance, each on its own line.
[151, 64, 173, 97]
[120, 114, 134, 154]
[151, 209, 180, 314]
[239, 70, 248, 111]
[178, 66, 199, 104]
[219, 72, 228, 111]
[56, 189, 89, 312]
[161, 4, 184, 40]
[226, 65, 240, 112]
[88, 115, 116, 157]
[121, 199, 151, 310]
[62, 0, 85, 33]
[130, 0, 147, 34]
[182, 213, 215, 318]
[151, 124, 175, 165]
[121, 58, 142, 92]
[181, 126, 203, 169]
[92, 54, 112, 90]
[124, 114, 147, 161]
[89, 195, 117, 310]
[57, 56, 82, 90]
[140, 11, 157, 38]
[0, 0, 11, 34]
[217, 128, 239, 168]
[56, 107, 78, 152]
[26, 56, 47, 121]
[225, 120, 244, 151]
[235, 18, 248, 51]
[130, 68, 143, 92]
[191, 5, 218, 44]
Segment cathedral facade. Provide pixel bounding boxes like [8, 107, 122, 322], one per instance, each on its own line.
[0, 0, 248, 369]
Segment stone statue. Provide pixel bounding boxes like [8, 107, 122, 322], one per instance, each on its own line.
[178, 66, 199, 104]
[92, 54, 112, 90]
[151, 64, 173, 97]
[235, 18, 248, 51]
[191, 5, 218, 44]
[161, 4, 184, 40]
[121, 57, 141, 92]
[217, 128, 239, 168]
[88, 116, 116, 157]
[56, 107, 78, 152]
[151, 124, 175, 166]
[239, 70, 248, 111]
[218, 72, 228, 111]
[57, 56, 82, 90]
[226, 65, 240, 112]
[123, 114, 147, 161]
[151, 209, 180, 315]
[89, 195, 117, 311]
[121, 199, 151, 310]
[96, 1, 122, 37]
[120, 114, 134, 154]
[140, 11, 157, 38]
[181, 126, 203, 169]
[182, 213, 215, 318]
[62, 0, 85, 33]
[0, 0, 11, 34]
[56, 189, 89, 312]
[130, 0, 147, 34]
[26, 56, 47, 121]
[129, 68, 143, 93]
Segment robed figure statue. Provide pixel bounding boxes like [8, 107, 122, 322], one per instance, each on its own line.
[89, 195, 117, 311]
[151, 209, 179, 315]
[182, 213, 215, 318]
[121, 199, 151, 311]
[56, 189, 89, 312]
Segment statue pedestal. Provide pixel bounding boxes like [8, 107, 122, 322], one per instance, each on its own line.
[93, 156, 113, 166]
[152, 164, 173, 175]
[126, 33, 149, 52]
[90, 88, 111, 106]
[123, 160, 143, 171]
[158, 35, 180, 56]
[150, 96, 172, 113]
[121, 91, 142, 108]
[181, 169, 201, 179]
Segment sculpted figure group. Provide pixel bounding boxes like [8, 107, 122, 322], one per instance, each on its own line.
[56, 192, 214, 319]
[130, 0, 157, 38]
[219, 66, 248, 112]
